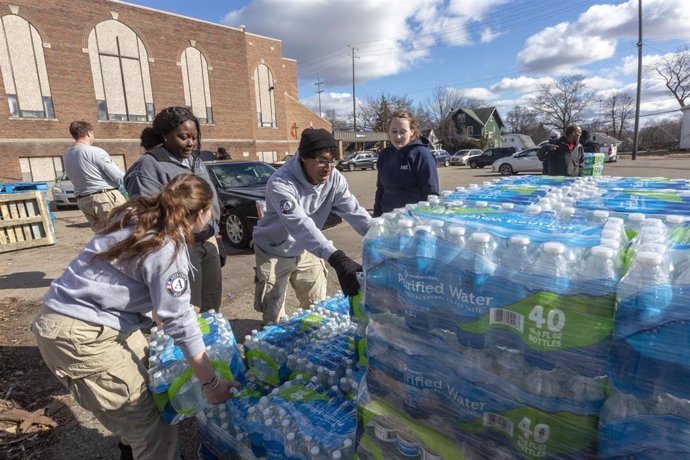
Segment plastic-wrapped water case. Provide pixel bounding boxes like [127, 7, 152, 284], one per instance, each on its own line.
[356, 178, 690, 459]
[147, 310, 246, 424]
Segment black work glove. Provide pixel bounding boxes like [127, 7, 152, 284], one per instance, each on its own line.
[328, 250, 362, 296]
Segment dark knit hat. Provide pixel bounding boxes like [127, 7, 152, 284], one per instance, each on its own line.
[298, 128, 337, 156]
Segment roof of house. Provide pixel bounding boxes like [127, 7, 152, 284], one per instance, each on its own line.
[591, 132, 623, 146]
[452, 106, 504, 129]
[503, 133, 536, 147]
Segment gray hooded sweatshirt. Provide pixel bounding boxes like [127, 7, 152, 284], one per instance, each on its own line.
[124, 147, 220, 241]
[43, 227, 204, 358]
[252, 152, 371, 259]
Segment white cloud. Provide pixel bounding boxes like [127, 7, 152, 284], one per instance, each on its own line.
[490, 76, 553, 93]
[461, 87, 496, 101]
[517, 0, 690, 74]
[582, 76, 622, 90]
[223, 0, 512, 86]
[480, 27, 502, 43]
[301, 92, 358, 117]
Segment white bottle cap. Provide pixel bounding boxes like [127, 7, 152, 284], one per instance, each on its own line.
[475, 200, 489, 207]
[526, 205, 542, 215]
[591, 246, 614, 258]
[543, 241, 565, 254]
[628, 213, 646, 222]
[414, 225, 432, 234]
[501, 202, 515, 210]
[642, 218, 665, 229]
[398, 219, 413, 228]
[592, 210, 609, 219]
[510, 235, 530, 246]
[447, 226, 466, 236]
[471, 232, 491, 243]
[607, 217, 625, 226]
[429, 220, 444, 228]
[637, 251, 663, 265]
[666, 215, 685, 225]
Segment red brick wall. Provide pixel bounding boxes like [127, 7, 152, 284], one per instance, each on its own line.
[0, 0, 327, 181]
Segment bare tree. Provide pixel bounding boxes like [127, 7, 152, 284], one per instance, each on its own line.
[505, 105, 538, 133]
[417, 86, 485, 150]
[604, 92, 634, 139]
[530, 75, 596, 132]
[652, 47, 690, 108]
[356, 93, 414, 132]
[322, 109, 350, 131]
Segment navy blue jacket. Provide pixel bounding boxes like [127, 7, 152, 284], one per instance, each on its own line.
[373, 140, 439, 217]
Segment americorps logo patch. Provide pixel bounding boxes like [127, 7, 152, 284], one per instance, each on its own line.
[165, 272, 188, 297]
[280, 199, 295, 214]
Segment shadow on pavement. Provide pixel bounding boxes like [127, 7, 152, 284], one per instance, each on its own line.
[0, 271, 53, 290]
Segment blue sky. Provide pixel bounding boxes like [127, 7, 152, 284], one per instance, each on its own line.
[123, 0, 689, 127]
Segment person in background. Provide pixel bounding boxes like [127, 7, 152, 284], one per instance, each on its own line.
[580, 130, 601, 153]
[33, 175, 239, 460]
[252, 128, 371, 324]
[373, 109, 439, 217]
[216, 147, 231, 160]
[124, 107, 224, 312]
[539, 125, 585, 177]
[538, 129, 561, 175]
[63, 121, 126, 232]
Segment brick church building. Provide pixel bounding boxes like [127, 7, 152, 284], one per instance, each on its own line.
[0, 0, 328, 183]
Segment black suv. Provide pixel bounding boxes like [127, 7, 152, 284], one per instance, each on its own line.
[467, 147, 518, 169]
[337, 151, 377, 172]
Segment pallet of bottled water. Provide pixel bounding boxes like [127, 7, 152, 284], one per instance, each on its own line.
[198, 374, 357, 460]
[600, 219, 690, 458]
[147, 310, 246, 424]
[244, 303, 357, 387]
[356, 176, 690, 459]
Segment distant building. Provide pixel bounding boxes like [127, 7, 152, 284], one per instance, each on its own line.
[502, 133, 535, 151]
[449, 106, 504, 148]
[0, 0, 326, 183]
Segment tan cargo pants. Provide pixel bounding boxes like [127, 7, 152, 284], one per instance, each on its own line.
[254, 244, 328, 323]
[32, 308, 179, 460]
[77, 189, 126, 232]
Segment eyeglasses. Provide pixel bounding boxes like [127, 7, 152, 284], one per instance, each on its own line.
[313, 158, 338, 167]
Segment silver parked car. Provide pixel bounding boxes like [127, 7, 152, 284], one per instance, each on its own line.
[51, 173, 77, 208]
[450, 149, 483, 166]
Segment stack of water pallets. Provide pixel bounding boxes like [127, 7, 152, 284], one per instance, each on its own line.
[0, 182, 54, 253]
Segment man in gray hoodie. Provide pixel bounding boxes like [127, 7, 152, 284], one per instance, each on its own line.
[253, 128, 371, 323]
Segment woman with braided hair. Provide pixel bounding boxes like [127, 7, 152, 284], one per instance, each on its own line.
[125, 106, 224, 313]
[33, 174, 239, 459]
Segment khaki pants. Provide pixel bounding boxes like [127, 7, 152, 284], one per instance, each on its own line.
[188, 236, 222, 312]
[32, 308, 179, 460]
[254, 244, 328, 323]
[77, 189, 126, 232]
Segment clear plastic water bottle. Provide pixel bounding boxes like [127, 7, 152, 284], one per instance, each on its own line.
[530, 242, 570, 295]
[438, 225, 466, 266]
[615, 251, 673, 339]
[413, 225, 437, 274]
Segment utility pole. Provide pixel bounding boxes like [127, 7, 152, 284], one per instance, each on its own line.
[632, 0, 642, 161]
[314, 78, 324, 117]
[349, 45, 358, 132]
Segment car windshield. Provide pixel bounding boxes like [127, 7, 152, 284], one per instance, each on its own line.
[208, 162, 275, 188]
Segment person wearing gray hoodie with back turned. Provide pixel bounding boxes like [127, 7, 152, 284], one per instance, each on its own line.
[253, 128, 371, 323]
[124, 107, 223, 313]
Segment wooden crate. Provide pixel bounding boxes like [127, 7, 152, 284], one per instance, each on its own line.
[0, 190, 55, 253]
